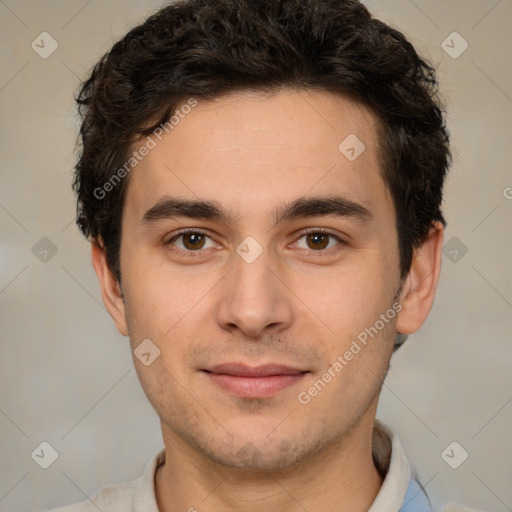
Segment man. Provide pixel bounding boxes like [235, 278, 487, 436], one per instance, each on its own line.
[52, 0, 461, 510]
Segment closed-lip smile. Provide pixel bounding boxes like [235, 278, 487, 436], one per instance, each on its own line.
[202, 363, 309, 398]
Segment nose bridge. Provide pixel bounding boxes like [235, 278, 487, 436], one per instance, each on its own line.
[216, 236, 292, 337]
[232, 237, 278, 307]
[234, 241, 273, 293]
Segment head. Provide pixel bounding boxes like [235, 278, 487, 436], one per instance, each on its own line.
[76, 0, 450, 471]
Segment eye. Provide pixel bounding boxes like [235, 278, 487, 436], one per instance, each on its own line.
[294, 229, 343, 251]
[165, 229, 217, 252]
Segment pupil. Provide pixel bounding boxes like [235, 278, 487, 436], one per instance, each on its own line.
[185, 233, 204, 249]
[308, 233, 328, 249]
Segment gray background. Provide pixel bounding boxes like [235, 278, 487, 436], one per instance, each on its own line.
[0, 1, 511, 511]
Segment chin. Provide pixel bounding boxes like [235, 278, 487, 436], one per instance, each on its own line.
[190, 427, 325, 473]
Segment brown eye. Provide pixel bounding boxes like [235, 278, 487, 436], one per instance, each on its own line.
[166, 230, 216, 252]
[182, 232, 206, 250]
[305, 233, 329, 250]
[295, 231, 342, 252]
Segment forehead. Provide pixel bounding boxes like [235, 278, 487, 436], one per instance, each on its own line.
[124, 89, 391, 227]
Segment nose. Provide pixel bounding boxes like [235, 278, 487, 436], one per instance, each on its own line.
[215, 242, 294, 339]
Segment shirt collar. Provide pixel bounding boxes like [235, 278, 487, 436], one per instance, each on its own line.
[134, 449, 164, 511]
[368, 419, 412, 512]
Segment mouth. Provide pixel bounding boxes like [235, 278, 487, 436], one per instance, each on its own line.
[201, 363, 309, 399]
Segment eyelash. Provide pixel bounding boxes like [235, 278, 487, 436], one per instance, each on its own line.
[164, 228, 345, 257]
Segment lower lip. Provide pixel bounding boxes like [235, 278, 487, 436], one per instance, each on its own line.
[204, 372, 308, 398]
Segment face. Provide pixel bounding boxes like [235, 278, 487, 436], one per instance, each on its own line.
[111, 90, 405, 470]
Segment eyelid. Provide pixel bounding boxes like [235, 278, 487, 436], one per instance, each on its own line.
[291, 227, 345, 250]
[294, 226, 343, 239]
[165, 228, 219, 256]
[165, 227, 213, 243]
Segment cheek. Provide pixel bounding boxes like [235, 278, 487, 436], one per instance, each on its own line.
[291, 257, 395, 339]
[122, 247, 180, 310]
[121, 256, 216, 357]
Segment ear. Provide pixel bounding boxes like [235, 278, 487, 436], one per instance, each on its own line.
[91, 239, 129, 337]
[396, 221, 444, 335]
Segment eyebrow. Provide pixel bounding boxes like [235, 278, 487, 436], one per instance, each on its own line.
[140, 195, 373, 227]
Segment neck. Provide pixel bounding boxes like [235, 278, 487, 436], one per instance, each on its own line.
[155, 407, 384, 512]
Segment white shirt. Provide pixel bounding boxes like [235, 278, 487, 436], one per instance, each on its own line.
[45, 420, 465, 512]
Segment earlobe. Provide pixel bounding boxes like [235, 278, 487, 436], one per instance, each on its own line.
[91, 239, 129, 337]
[396, 221, 444, 335]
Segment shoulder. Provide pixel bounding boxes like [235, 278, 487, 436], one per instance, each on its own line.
[400, 478, 431, 512]
[441, 505, 489, 512]
[43, 479, 137, 512]
[43, 450, 165, 512]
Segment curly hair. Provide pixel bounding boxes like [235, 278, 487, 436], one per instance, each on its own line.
[73, 0, 450, 284]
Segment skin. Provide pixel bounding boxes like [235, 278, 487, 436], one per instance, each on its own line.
[92, 89, 444, 512]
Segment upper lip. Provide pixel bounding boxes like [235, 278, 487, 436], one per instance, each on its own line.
[204, 363, 308, 377]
